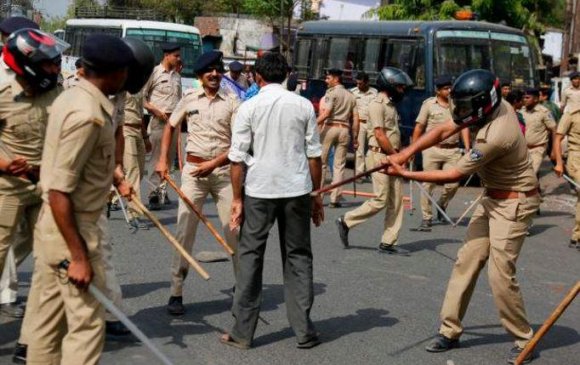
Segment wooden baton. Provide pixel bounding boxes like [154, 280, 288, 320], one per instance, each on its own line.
[514, 281, 579, 365]
[132, 198, 210, 280]
[312, 162, 388, 196]
[164, 173, 235, 256]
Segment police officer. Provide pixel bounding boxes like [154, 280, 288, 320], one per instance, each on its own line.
[225, 60, 249, 89]
[63, 57, 84, 89]
[22, 34, 136, 365]
[350, 71, 377, 177]
[553, 106, 580, 250]
[539, 85, 561, 122]
[387, 70, 539, 364]
[412, 75, 471, 231]
[560, 71, 580, 113]
[316, 68, 356, 207]
[500, 79, 512, 99]
[336, 67, 412, 253]
[155, 51, 239, 316]
[143, 42, 182, 209]
[520, 88, 556, 176]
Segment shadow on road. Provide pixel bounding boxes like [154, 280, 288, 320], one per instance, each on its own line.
[122, 281, 170, 299]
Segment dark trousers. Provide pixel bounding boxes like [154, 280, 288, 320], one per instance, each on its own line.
[230, 194, 317, 345]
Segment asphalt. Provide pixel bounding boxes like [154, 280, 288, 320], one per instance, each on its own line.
[1, 160, 578, 365]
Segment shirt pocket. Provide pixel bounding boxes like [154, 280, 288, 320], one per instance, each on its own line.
[5, 109, 46, 142]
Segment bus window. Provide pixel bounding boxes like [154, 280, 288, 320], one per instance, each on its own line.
[381, 39, 424, 89]
[295, 39, 312, 79]
[65, 26, 123, 57]
[435, 41, 491, 79]
[326, 37, 360, 83]
[125, 28, 202, 79]
[491, 41, 533, 87]
[362, 38, 381, 83]
[311, 38, 328, 80]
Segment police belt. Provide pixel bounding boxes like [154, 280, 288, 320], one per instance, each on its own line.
[527, 143, 547, 149]
[436, 143, 459, 149]
[368, 146, 398, 154]
[359, 119, 367, 124]
[485, 188, 538, 200]
[326, 122, 350, 129]
[186, 154, 210, 164]
[124, 123, 142, 129]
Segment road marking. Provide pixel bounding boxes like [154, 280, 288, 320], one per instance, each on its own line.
[446, 360, 455, 365]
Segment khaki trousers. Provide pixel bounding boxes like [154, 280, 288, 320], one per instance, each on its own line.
[439, 194, 539, 348]
[0, 192, 40, 276]
[26, 206, 105, 365]
[320, 125, 350, 203]
[170, 162, 238, 297]
[344, 150, 404, 244]
[528, 145, 546, 176]
[420, 147, 462, 220]
[355, 122, 368, 175]
[566, 151, 580, 240]
[148, 116, 177, 194]
[124, 134, 146, 217]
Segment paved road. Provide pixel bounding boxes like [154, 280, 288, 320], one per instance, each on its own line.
[1, 165, 578, 365]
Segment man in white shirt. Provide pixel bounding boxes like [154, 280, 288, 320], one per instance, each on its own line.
[221, 52, 324, 350]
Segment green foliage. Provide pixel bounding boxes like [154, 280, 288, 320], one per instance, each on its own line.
[39, 16, 67, 32]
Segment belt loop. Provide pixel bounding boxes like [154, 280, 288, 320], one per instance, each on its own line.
[518, 192, 526, 203]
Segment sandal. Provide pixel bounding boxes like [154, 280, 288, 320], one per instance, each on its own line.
[219, 334, 250, 350]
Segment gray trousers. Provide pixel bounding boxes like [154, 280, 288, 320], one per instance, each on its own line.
[230, 194, 317, 346]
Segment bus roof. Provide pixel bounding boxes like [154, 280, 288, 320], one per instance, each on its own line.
[66, 18, 200, 34]
[299, 20, 525, 37]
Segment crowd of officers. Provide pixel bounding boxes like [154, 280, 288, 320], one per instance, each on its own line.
[1, 13, 580, 365]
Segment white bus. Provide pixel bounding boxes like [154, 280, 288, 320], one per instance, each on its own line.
[62, 18, 203, 90]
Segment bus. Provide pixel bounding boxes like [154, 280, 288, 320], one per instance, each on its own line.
[62, 18, 203, 90]
[294, 20, 539, 138]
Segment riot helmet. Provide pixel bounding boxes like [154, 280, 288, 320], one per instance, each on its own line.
[122, 37, 155, 93]
[376, 67, 413, 103]
[450, 69, 501, 126]
[2, 28, 69, 92]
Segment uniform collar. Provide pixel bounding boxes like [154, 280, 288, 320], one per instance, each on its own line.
[77, 78, 115, 117]
[194, 86, 228, 100]
[328, 84, 345, 92]
[376, 92, 392, 105]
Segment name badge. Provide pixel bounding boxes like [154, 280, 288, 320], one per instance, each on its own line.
[187, 109, 199, 116]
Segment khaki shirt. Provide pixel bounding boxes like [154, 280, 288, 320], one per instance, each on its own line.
[0, 74, 61, 195]
[456, 100, 537, 191]
[40, 79, 116, 214]
[350, 86, 377, 122]
[123, 91, 144, 139]
[557, 109, 580, 153]
[62, 74, 81, 89]
[521, 104, 556, 146]
[143, 64, 182, 114]
[368, 93, 401, 150]
[225, 71, 249, 90]
[561, 85, 580, 113]
[323, 84, 356, 124]
[169, 87, 239, 160]
[416, 96, 458, 145]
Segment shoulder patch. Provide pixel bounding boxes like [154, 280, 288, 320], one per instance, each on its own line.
[90, 118, 105, 127]
[469, 149, 484, 162]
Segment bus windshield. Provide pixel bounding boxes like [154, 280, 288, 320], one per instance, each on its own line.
[125, 28, 202, 78]
[435, 30, 534, 87]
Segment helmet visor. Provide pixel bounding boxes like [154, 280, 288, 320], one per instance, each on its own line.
[451, 95, 476, 123]
[25, 30, 70, 63]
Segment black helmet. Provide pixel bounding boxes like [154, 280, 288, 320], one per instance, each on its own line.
[376, 67, 413, 103]
[122, 37, 155, 93]
[2, 28, 69, 92]
[450, 69, 501, 126]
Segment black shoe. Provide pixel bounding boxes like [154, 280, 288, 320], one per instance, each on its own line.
[297, 335, 322, 349]
[167, 296, 185, 316]
[507, 346, 535, 364]
[106, 321, 130, 336]
[569, 240, 578, 248]
[425, 334, 459, 353]
[335, 216, 349, 248]
[328, 201, 342, 208]
[436, 209, 448, 224]
[377, 242, 398, 254]
[12, 342, 27, 364]
[410, 219, 432, 232]
[148, 194, 161, 210]
[0, 302, 25, 318]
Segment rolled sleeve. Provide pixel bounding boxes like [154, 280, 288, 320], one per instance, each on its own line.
[543, 112, 556, 130]
[456, 142, 502, 176]
[369, 102, 384, 130]
[305, 105, 322, 158]
[228, 104, 253, 165]
[46, 117, 99, 194]
[557, 113, 572, 135]
[169, 97, 187, 128]
[415, 103, 429, 125]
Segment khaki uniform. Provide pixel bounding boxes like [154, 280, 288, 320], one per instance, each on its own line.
[0, 72, 60, 274]
[351, 86, 377, 175]
[557, 109, 580, 240]
[344, 93, 403, 244]
[561, 85, 580, 113]
[25, 79, 116, 365]
[143, 64, 181, 193]
[416, 97, 461, 220]
[62, 74, 81, 89]
[122, 91, 146, 217]
[521, 104, 556, 174]
[225, 71, 249, 90]
[168, 87, 239, 296]
[320, 84, 356, 203]
[438, 100, 538, 348]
